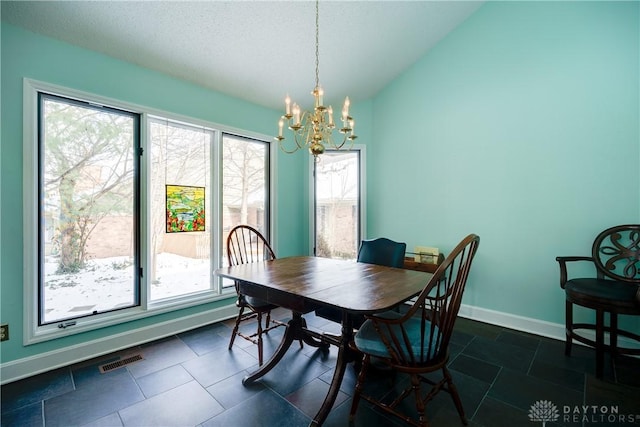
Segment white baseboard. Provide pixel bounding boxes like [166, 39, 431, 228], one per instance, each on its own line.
[458, 303, 640, 350]
[458, 304, 567, 341]
[0, 304, 237, 385]
[3, 303, 637, 385]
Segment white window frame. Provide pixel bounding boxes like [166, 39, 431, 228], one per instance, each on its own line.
[22, 78, 276, 344]
[308, 144, 367, 256]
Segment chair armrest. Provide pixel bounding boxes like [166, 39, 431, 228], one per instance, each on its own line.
[555, 256, 594, 289]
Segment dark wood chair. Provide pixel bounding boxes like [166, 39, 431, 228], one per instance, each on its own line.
[349, 234, 480, 426]
[226, 225, 288, 365]
[556, 224, 640, 378]
[315, 237, 407, 327]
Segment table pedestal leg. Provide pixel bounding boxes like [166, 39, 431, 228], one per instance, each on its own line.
[242, 313, 301, 385]
[243, 312, 328, 385]
[310, 317, 354, 426]
[243, 311, 355, 427]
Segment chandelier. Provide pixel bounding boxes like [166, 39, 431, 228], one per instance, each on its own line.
[275, 0, 357, 160]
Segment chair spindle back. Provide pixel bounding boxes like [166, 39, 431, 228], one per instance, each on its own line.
[227, 225, 276, 267]
[370, 234, 480, 367]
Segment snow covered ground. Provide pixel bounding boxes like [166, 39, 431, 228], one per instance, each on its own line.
[42, 253, 213, 323]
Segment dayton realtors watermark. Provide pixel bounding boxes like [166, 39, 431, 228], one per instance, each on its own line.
[529, 400, 640, 425]
[563, 405, 638, 424]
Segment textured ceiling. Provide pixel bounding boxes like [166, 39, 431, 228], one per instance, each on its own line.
[2, 1, 484, 110]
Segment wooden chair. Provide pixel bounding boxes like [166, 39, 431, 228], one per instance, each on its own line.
[349, 234, 480, 427]
[226, 225, 288, 365]
[315, 237, 407, 327]
[556, 224, 640, 378]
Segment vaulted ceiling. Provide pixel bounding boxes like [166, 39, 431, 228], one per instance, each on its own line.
[2, 1, 484, 109]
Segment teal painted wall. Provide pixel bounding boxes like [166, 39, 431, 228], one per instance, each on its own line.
[0, 23, 310, 363]
[369, 1, 639, 325]
[2, 0, 639, 369]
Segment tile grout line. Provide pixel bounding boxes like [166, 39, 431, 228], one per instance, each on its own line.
[470, 364, 504, 423]
[454, 334, 494, 424]
[525, 337, 542, 376]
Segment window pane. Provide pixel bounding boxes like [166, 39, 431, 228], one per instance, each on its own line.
[221, 134, 269, 280]
[315, 151, 360, 260]
[40, 95, 139, 324]
[149, 119, 212, 301]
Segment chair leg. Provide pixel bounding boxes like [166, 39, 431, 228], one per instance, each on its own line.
[443, 366, 468, 425]
[229, 306, 245, 350]
[610, 312, 618, 377]
[349, 354, 370, 421]
[256, 312, 265, 366]
[595, 309, 604, 378]
[565, 300, 573, 356]
[410, 374, 427, 426]
[610, 312, 618, 358]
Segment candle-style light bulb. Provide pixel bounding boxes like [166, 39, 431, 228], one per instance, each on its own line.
[328, 106, 334, 126]
[278, 118, 284, 137]
[285, 95, 291, 115]
[293, 103, 301, 126]
[343, 97, 350, 117]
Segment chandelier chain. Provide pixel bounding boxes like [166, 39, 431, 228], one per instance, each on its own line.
[315, 0, 320, 89]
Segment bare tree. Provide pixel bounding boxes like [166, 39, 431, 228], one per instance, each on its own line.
[223, 136, 266, 227]
[43, 99, 135, 273]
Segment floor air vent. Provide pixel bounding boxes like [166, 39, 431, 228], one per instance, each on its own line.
[99, 353, 144, 373]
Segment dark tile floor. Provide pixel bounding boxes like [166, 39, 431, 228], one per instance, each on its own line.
[2, 309, 639, 427]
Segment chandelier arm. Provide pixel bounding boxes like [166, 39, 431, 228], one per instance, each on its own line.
[332, 132, 355, 150]
[334, 133, 347, 150]
[292, 130, 305, 151]
[293, 113, 313, 150]
[324, 129, 334, 148]
[299, 111, 313, 149]
[278, 139, 303, 154]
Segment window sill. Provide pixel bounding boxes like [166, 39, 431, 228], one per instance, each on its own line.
[26, 289, 235, 345]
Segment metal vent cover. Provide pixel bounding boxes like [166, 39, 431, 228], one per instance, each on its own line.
[99, 353, 143, 373]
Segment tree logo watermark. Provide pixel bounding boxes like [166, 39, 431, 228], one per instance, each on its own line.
[529, 400, 560, 426]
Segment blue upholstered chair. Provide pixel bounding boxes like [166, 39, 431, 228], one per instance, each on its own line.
[349, 234, 480, 427]
[357, 237, 407, 269]
[315, 237, 407, 326]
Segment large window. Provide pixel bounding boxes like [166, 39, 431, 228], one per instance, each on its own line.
[312, 147, 365, 259]
[24, 80, 273, 342]
[222, 134, 269, 237]
[39, 94, 140, 325]
[149, 119, 213, 301]
[221, 134, 270, 286]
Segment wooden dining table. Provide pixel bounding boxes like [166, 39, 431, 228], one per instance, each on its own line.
[215, 256, 433, 426]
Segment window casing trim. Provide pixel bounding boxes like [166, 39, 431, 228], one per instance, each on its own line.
[308, 145, 367, 256]
[37, 92, 144, 326]
[22, 78, 276, 345]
